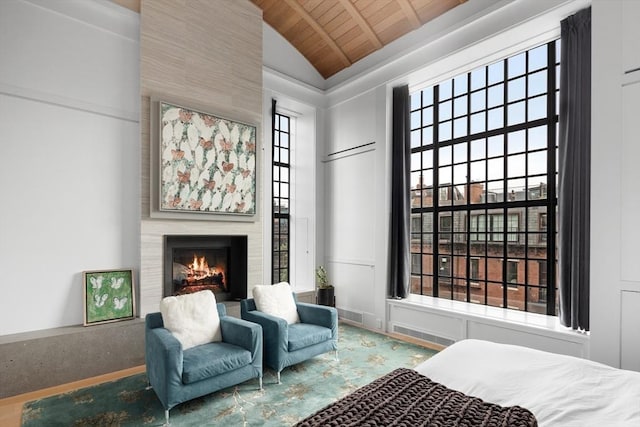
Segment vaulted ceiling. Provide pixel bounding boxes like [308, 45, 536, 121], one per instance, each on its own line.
[251, 0, 468, 79]
[113, 0, 468, 80]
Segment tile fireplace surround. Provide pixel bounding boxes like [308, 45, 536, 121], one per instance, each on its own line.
[139, 219, 264, 318]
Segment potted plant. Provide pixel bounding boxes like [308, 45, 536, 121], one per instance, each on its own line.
[315, 266, 335, 307]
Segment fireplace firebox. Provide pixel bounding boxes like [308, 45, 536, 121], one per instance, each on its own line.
[163, 235, 247, 301]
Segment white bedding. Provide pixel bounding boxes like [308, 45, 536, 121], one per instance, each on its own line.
[415, 339, 640, 426]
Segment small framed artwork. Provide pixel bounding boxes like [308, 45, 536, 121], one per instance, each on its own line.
[157, 101, 257, 216]
[83, 269, 136, 326]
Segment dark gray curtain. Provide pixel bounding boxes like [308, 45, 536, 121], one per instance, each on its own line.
[558, 7, 591, 331]
[389, 85, 411, 298]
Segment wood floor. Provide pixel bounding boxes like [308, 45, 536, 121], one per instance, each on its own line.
[0, 365, 146, 427]
[0, 324, 442, 427]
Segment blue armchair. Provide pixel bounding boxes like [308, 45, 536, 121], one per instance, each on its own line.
[145, 303, 262, 424]
[241, 294, 338, 383]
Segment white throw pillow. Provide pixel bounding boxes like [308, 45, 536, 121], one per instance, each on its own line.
[160, 290, 222, 350]
[252, 282, 300, 324]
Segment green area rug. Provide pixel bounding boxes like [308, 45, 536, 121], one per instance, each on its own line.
[21, 323, 437, 426]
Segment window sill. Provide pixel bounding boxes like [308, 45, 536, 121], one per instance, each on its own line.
[389, 294, 589, 345]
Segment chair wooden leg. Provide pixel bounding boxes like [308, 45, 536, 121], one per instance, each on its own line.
[259, 376, 263, 390]
[164, 409, 170, 426]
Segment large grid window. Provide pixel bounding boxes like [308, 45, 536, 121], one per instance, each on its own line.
[272, 113, 290, 283]
[409, 41, 560, 315]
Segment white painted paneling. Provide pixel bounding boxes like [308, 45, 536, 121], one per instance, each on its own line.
[0, 95, 140, 335]
[621, 290, 640, 371]
[326, 150, 376, 262]
[620, 79, 640, 281]
[467, 321, 585, 357]
[587, 0, 624, 368]
[622, 0, 640, 73]
[326, 90, 376, 155]
[389, 304, 464, 341]
[0, 0, 140, 336]
[329, 261, 375, 316]
[0, 0, 139, 121]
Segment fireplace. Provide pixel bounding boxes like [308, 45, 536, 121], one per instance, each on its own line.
[163, 235, 247, 301]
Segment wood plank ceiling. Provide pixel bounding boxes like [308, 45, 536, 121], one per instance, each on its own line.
[251, 0, 468, 79]
[113, 0, 468, 80]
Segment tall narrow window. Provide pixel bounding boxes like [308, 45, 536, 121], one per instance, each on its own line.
[273, 113, 290, 283]
[409, 41, 559, 314]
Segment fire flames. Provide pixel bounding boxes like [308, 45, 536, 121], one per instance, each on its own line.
[188, 254, 221, 282]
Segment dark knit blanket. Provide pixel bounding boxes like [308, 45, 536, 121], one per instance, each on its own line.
[295, 368, 537, 427]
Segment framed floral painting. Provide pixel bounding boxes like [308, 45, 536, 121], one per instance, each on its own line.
[158, 101, 257, 215]
[83, 269, 135, 326]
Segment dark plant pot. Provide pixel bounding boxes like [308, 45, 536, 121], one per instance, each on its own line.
[317, 287, 335, 307]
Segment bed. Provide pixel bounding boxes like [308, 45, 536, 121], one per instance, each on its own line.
[297, 339, 640, 426]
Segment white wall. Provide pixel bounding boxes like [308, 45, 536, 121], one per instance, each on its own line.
[0, 0, 140, 336]
[591, 0, 640, 369]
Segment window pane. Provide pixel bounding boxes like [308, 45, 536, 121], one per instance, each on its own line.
[487, 84, 504, 108]
[470, 111, 486, 134]
[422, 149, 433, 169]
[453, 164, 466, 184]
[471, 90, 486, 112]
[470, 160, 486, 182]
[528, 96, 547, 121]
[454, 74, 468, 95]
[528, 70, 547, 97]
[439, 121, 452, 141]
[422, 106, 434, 125]
[453, 142, 467, 163]
[422, 87, 434, 106]
[439, 80, 453, 100]
[487, 158, 503, 180]
[528, 125, 547, 150]
[508, 77, 526, 102]
[439, 145, 452, 166]
[411, 93, 421, 110]
[470, 139, 485, 160]
[454, 117, 467, 138]
[411, 129, 421, 148]
[423, 126, 433, 145]
[528, 150, 547, 175]
[471, 67, 486, 90]
[488, 61, 504, 84]
[454, 96, 468, 117]
[508, 52, 526, 78]
[508, 154, 526, 178]
[487, 135, 504, 157]
[487, 107, 504, 130]
[507, 101, 526, 125]
[528, 44, 547, 71]
[508, 130, 526, 154]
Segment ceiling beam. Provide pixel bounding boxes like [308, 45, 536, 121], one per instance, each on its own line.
[397, 0, 422, 29]
[282, 0, 351, 67]
[337, 0, 382, 49]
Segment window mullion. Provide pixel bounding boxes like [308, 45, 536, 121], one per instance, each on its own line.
[433, 85, 440, 298]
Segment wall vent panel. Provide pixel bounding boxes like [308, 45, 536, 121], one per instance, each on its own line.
[338, 308, 364, 324]
[393, 325, 455, 347]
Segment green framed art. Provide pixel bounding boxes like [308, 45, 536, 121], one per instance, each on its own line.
[83, 269, 136, 326]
